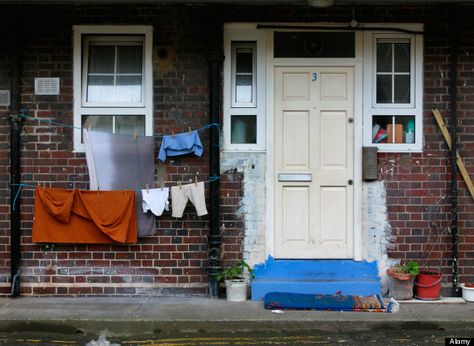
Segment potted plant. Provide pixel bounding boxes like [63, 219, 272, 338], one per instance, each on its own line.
[217, 260, 254, 301]
[386, 261, 419, 300]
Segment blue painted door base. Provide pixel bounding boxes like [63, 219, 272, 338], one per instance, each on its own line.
[251, 257, 381, 301]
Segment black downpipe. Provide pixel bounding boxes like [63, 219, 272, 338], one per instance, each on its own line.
[207, 32, 224, 298]
[449, 11, 459, 297]
[9, 27, 22, 298]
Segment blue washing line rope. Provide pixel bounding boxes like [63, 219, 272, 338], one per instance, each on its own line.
[10, 176, 221, 210]
[16, 113, 221, 146]
[11, 113, 222, 209]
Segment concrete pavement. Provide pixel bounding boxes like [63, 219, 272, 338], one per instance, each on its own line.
[0, 297, 473, 337]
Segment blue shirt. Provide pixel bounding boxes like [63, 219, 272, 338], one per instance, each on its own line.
[158, 130, 203, 161]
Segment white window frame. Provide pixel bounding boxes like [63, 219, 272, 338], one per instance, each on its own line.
[73, 25, 153, 151]
[363, 30, 423, 152]
[223, 23, 266, 151]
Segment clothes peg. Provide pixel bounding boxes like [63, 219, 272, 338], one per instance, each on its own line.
[133, 130, 137, 141]
[178, 181, 182, 190]
[160, 181, 164, 191]
[195, 176, 198, 186]
[188, 126, 192, 134]
[171, 129, 175, 137]
[146, 184, 149, 193]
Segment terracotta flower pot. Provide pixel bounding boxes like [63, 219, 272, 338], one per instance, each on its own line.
[387, 267, 413, 281]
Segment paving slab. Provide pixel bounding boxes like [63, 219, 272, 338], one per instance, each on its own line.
[0, 297, 473, 337]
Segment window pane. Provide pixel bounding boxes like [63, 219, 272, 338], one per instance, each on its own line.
[394, 75, 410, 103]
[235, 75, 253, 103]
[376, 43, 392, 73]
[376, 75, 392, 103]
[115, 115, 145, 135]
[236, 48, 253, 73]
[89, 46, 115, 74]
[87, 75, 114, 102]
[372, 115, 415, 144]
[394, 43, 410, 73]
[82, 115, 113, 132]
[231, 115, 257, 144]
[274, 32, 355, 58]
[117, 45, 143, 74]
[116, 76, 142, 102]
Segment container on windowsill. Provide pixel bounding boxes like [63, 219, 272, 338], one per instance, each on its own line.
[405, 119, 415, 144]
[405, 130, 415, 144]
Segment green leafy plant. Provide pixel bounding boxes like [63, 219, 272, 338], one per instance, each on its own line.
[217, 260, 254, 282]
[398, 261, 420, 276]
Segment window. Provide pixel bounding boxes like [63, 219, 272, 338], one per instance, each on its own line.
[224, 24, 265, 151]
[274, 31, 355, 58]
[364, 32, 423, 152]
[73, 26, 153, 151]
[375, 39, 411, 105]
[232, 43, 256, 107]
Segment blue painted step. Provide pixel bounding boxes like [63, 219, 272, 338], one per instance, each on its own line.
[251, 257, 381, 301]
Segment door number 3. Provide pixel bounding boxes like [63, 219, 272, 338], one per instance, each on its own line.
[312, 72, 317, 81]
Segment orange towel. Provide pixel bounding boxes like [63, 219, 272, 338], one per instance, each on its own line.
[33, 187, 137, 244]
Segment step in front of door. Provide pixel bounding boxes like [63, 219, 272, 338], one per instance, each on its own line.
[251, 277, 381, 301]
[250, 258, 381, 301]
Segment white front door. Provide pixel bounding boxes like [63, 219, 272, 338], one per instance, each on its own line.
[275, 66, 354, 259]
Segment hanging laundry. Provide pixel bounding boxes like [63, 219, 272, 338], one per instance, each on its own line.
[158, 130, 203, 162]
[171, 182, 208, 218]
[142, 187, 170, 217]
[33, 187, 137, 244]
[83, 129, 156, 237]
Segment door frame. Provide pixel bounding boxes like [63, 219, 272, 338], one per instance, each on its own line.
[264, 28, 364, 261]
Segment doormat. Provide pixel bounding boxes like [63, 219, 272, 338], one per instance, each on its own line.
[264, 292, 395, 313]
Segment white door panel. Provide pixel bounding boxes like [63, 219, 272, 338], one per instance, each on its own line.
[275, 66, 354, 259]
[282, 111, 310, 169]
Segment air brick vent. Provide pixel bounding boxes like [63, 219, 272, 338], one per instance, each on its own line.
[0, 90, 10, 106]
[35, 78, 60, 95]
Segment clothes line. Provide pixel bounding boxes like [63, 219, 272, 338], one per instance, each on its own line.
[15, 113, 221, 146]
[10, 175, 221, 211]
[11, 113, 222, 211]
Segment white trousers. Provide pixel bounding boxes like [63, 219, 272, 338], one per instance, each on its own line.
[171, 182, 207, 218]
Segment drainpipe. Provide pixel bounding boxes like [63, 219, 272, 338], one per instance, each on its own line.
[206, 26, 224, 298]
[9, 26, 22, 298]
[449, 10, 460, 297]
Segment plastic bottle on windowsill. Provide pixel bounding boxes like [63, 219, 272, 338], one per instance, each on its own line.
[405, 130, 415, 144]
[405, 119, 415, 144]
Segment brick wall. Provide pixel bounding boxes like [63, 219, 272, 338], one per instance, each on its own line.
[381, 9, 474, 293]
[0, 3, 473, 296]
[0, 5, 245, 296]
